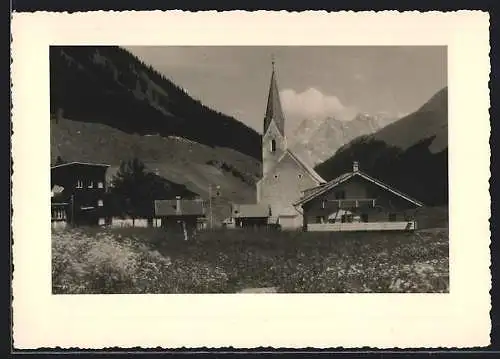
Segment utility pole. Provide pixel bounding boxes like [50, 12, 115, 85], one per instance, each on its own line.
[209, 184, 212, 229]
[71, 194, 75, 227]
[208, 184, 220, 229]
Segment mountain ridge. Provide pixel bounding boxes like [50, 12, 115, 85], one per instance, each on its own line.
[290, 112, 399, 166]
[315, 87, 448, 206]
[50, 46, 262, 160]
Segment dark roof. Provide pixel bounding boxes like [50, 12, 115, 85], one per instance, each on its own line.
[154, 199, 205, 216]
[51, 161, 110, 169]
[263, 65, 285, 136]
[298, 172, 352, 203]
[294, 167, 424, 207]
[232, 204, 270, 218]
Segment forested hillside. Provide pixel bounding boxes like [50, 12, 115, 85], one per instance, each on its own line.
[50, 46, 261, 160]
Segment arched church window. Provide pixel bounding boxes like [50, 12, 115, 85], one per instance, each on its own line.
[270, 139, 276, 152]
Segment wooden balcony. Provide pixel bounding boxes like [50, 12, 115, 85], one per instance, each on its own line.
[51, 203, 68, 222]
[322, 198, 377, 209]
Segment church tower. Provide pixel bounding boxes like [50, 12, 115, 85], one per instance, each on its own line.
[262, 59, 287, 177]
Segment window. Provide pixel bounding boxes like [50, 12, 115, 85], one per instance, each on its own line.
[298, 174, 303, 179]
[274, 174, 279, 179]
[98, 199, 104, 207]
[98, 218, 106, 226]
[88, 181, 94, 188]
[76, 180, 83, 188]
[389, 213, 397, 222]
[334, 190, 346, 199]
[97, 181, 104, 189]
[270, 139, 277, 153]
[321, 200, 326, 209]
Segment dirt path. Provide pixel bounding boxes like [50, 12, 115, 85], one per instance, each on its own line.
[237, 287, 278, 293]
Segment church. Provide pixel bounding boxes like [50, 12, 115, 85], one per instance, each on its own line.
[231, 62, 326, 229]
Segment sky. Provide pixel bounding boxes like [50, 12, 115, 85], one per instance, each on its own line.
[125, 46, 447, 136]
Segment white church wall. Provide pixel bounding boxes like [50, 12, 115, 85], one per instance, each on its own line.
[262, 120, 287, 177]
[259, 151, 318, 221]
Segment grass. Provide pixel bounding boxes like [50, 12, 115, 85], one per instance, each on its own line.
[52, 223, 449, 294]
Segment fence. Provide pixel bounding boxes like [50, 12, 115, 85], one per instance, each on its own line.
[109, 217, 162, 228]
[307, 221, 417, 232]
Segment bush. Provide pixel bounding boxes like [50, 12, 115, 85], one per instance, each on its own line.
[52, 228, 230, 294]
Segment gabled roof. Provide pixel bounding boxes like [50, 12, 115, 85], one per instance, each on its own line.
[51, 161, 110, 169]
[263, 64, 285, 136]
[155, 199, 205, 216]
[257, 149, 326, 188]
[293, 167, 424, 207]
[286, 149, 326, 184]
[298, 172, 352, 202]
[232, 204, 270, 218]
[256, 149, 326, 187]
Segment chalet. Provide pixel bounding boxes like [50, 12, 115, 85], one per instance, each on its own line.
[51, 162, 110, 227]
[154, 197, 207, 238]
[294, 161, 424, 232]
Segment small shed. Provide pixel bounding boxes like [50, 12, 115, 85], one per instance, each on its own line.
[277, 210, 302, 230]
[231, 203, 271, 229]
[154, 197, 207, 239]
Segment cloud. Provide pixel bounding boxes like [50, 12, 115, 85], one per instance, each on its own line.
[280, 88, 356, 123]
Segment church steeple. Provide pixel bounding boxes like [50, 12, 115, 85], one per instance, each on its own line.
[263, 58, 286, 136]
[261, 57, 287, 179]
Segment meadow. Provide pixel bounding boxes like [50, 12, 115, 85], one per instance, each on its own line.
[52, 211, 449, 294]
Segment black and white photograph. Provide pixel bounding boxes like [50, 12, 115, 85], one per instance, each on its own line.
[50, 45, 449, 294]
[12, 10, 491, 349]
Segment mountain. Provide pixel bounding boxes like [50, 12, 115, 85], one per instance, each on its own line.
[315, 87, 448, 206]
[372, 87, 448, 153]
[50, 46, 262, 223]
[290, 112, 398, 166]
[50, 46, 261, 159]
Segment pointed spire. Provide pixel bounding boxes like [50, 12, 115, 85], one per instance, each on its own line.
[263, 56, 285, 136]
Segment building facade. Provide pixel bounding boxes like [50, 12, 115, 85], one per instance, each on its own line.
[294, 162, 424, 232]
[229, 203, 271, 229]
[154, 197, 207, 239]
[51, 162, 110, 226]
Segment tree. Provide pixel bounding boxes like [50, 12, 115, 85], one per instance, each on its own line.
[110, 158, 198, 226]
[110, 158, 149, 226]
